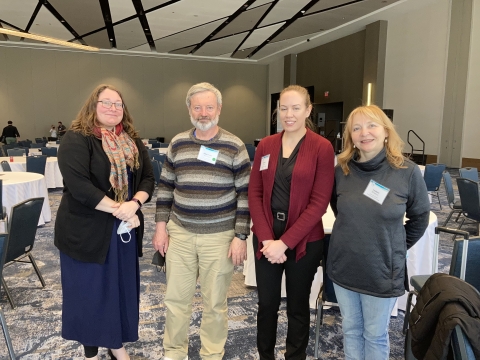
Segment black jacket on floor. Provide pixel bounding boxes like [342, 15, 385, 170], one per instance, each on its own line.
[409, 273, 480, 360]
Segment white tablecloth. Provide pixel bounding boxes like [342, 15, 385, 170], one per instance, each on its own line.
[244, 207, 438, 312]
[0, 172, 52, 226]
[0, 156, 63, 188]
[46, 142, 60, 148]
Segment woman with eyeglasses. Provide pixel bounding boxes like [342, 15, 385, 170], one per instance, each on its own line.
[55, 84, 154, 360]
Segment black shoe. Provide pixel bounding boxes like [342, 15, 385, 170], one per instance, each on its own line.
[107, 349, 117, 360]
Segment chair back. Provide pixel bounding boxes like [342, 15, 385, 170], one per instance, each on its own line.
[456, 178, 480, 222]
[159, 143, 169, 148]
[1, 161, 12, 172]
[5, 197, 44, 263]
[442, 171, 456, 206]
[151, 142, 160, 148]
[0, 233, 10, 287]
[152, 153, 166, 165]
[34, 138, 43, 144]
[6, 148, 25, 157]
[151, 159, 161, 185]
[147, 148, 156, 158]
[459, 167, 479, 183]
[148, 139, 157, 144]
[56, 140, 61, 144]
[29, 143, 43, 149]
[450, 236, 480, 292]
[245, 144, 256, 161]
[40, 147, 57, 157]
[451, 325, 476, 359]
[423, 163, 446, 191]
[26, 155, 47, 175]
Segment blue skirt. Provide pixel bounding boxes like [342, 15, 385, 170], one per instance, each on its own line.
[60, 217, 140, 349]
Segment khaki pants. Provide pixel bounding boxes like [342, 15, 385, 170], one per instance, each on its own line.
[163, 221, 235, 360]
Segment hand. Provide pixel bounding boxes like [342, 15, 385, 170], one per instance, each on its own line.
[112, 201, 139, 221]
[261, 240, 288, 263]
[152, 222, 169, 256]
[126, 214, 140, 229]
[228, 237, 247, 266]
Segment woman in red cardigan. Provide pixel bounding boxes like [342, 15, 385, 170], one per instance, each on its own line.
[248, 85, 335, 360]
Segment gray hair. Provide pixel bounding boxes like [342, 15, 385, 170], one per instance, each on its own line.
[186, 82, 222, 108]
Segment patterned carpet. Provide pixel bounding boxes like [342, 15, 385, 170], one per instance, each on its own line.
[0, 168, 478, 359]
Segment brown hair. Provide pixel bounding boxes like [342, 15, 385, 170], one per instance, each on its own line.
[70, 84, 139, 139]
[337, 105, 406, 175]
[279, 85, 317, 132]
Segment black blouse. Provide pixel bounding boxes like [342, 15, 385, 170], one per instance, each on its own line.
[270, 136, 305, 211]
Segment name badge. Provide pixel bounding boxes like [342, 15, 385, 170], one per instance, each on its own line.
[363, 180, 390, 205]
[197, 145, 219, 165]
[260, 154, 270, 171]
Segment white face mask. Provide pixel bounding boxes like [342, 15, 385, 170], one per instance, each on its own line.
[117, 220, 131, 243]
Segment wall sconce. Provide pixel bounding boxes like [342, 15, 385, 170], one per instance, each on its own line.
[0, 28, 99, 52]
[366, 83, 373, 106]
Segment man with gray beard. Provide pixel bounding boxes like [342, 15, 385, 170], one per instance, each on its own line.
[153, 82, 251, 360]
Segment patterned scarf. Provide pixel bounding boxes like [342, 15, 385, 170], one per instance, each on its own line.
[93, 123, 139, 202]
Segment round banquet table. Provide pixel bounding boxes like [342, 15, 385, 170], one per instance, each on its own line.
[46, 142, 60, 148]
[0, 172, 52, 226]
[243, 206, 438, 314]
[0, 156, 63, 188]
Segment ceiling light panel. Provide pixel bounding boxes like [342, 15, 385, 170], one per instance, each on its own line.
[305, 0, 355, 15]
[259, 0, 310, 27]
[239, 22, 284, 50]
[154, 19, 224, 53]
[49, 0, 105, 36]
[114, 18, 148, 50]
[231, 45, 256, 59]
[141, 0, 177, 11]
[212, 4, 271, 40]
[29, 6, 74, 40]
[169, 44, 196, 55]
[195, 32, 247, 57]
[129, 43, 152, 51]
[109, 0, 137, 23]
[83, 29, 111, 49]
[0, 0, 38, 29]
[250, 33, 313, 59]
[146, 0, 246, 40]
[247, 0, 273, 10]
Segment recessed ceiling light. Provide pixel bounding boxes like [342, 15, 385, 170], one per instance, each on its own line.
[110, 38, 113, 41]
[301, 10, 305, 13]
[60, 20, 65, 23]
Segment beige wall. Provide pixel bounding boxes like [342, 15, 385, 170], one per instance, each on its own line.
[0, 46, 268, 143]
[463, 0, 480, 159]
[383, 0, 451, 156]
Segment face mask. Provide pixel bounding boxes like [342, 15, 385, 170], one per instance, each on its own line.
[117, 220, 131, 243]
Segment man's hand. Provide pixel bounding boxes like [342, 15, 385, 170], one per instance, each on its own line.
[152, 222, 169, 256]
[261, 239, 288, 264]
[228, 237, 247, 266]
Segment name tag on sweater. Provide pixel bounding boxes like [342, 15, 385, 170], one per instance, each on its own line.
[197, 145, 219, 165]
[260, 154, 270, 171]
[363, 180, 390, 205]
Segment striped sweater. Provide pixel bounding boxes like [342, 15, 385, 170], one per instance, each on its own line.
[155, 127, 251, 235]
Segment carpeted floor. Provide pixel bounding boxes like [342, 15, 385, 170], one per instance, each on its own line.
[0, 168, 477, 359]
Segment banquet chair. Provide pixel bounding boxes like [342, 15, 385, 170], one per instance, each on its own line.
[423, 163, 446, 209]
[34, 138, 43, 144]
[0, 233, 16, 359]
[159, 143, 169, 148]
[1, 161, 12, 172]
[29, 143, 42, 149]
[147, 149, 156, 159]
[2, 197, 45, 309]
[151, 142, 160, 148]
[245, 144, 256, 162]
[459, 167, 479, 183]
[55, 140, 61, 144]
[403, 227, 480, 334]
[456, 178, 480, 236]
[151, 159, 161, 186]
[152, 153, 166, 165]
[40, 147, 57, 157]
[313, 235, 338, 359]
[26, 155, 47, 175]
[0, 180, 6, 220]
[442, 171, 463, 226]
[6, 148, 25, 157]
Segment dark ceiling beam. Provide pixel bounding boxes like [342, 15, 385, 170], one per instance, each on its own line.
[0, 19, 25, 31]
[131, 0, 155, 51]
[231, 0, 279, 58]
[42, 0, 87, 45]
[25, 2, 43, 32]
[98, 0, 116, 48]
[307, 0, 364, 16]
[189, 0, 257, 55]
[0, 22, 9, 41]
[247, 0, 321, 58]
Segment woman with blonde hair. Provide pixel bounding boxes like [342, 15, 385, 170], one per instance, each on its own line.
[55, 84, 154, 359]
[328, 105, 430, 359]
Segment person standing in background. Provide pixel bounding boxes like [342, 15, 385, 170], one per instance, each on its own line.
[49, 125, 57, 140]
[57, 121, 67, 139]
[1, 121, 20, 144]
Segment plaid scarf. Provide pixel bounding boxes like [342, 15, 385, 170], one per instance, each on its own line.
[93, 123, 139, 202]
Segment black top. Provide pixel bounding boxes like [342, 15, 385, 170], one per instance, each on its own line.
[54, 130, 155, 264]
[271, 136, 305, 211]
[1, 125, 20, 138]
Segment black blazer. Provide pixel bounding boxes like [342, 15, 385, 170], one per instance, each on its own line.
[54, 130, 155, 264]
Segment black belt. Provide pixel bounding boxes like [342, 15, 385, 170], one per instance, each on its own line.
[272, 210, 287, 222]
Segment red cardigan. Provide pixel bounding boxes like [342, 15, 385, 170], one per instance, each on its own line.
[248, 129, 335, 261]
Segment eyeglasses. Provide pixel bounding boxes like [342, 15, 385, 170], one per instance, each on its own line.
[97, 100, 124, 110]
